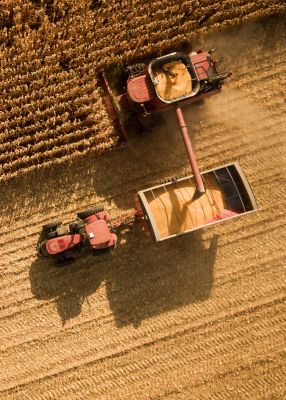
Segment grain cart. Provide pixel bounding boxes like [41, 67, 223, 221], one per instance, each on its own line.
[134, 162, 258, 242]
[37, 207, 117, 263]
[102, 48, 258, 239]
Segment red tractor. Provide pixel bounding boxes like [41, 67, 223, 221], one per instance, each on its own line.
[37, 206, 117, 263]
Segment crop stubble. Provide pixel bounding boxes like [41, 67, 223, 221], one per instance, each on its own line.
[0, 3, 285, 400]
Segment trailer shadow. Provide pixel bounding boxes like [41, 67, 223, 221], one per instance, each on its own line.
[106, 232, 218, 327]
[29, 231, 218, 326]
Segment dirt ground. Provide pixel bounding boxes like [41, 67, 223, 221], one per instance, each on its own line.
[0, 16, 285, 399]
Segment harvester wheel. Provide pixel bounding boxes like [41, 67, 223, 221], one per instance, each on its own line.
[77, 205, 104, 220]
[209, 71, 231, 83]
[124, 63, 145, 78]
[43, 221, 62, 232]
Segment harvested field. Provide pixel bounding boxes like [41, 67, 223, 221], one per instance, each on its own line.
[1, 7, 286, 400]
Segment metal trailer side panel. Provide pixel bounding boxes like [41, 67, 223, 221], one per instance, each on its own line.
[232, 162, 258, 211]
[137, 162, 258, 242]
[137, 190, 161, 242]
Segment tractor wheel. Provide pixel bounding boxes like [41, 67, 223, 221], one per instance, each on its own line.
[69, 220, 84, 234]
[37, 242, 44, 256]
[47, 231, 57, 239]
[55, 250, 75, 267]
[94, 204, 104, 213]
[43, 221, 62, 232]
[77, 205, 104, 220]
[92, 247, 111, 256]
[93, 241, 117, 256]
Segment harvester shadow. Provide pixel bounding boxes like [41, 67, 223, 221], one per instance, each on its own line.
[30, 231, 218, 327]
[0, 94, 206, 231]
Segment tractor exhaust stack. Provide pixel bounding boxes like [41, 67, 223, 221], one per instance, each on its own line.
[175, 104, 205, 193]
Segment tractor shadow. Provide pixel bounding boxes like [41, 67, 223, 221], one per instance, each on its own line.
[29, 230, 218, 327]
[29, 253, 107, 323]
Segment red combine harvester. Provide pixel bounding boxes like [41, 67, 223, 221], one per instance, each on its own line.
[102, 49, 231, 193]
[38, 207, 117, 263]
[101, 48, 258, 241]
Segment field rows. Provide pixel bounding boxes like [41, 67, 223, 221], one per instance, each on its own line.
[0, 9, 285, 400]
[2, 298, 284, 398]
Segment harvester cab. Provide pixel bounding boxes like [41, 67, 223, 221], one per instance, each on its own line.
[125, 49, 231, 106]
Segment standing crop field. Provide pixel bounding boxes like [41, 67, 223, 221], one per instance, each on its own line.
[0, 0, 285, 181]
[0, 2, 286, 400]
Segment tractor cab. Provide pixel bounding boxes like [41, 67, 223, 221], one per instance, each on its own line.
[83, 212, 117, 250]
[38, 206, 117, 263]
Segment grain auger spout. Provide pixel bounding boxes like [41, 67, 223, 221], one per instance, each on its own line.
[175, 104, 205, 193]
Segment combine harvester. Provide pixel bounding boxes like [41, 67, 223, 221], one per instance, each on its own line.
[102, 48, 258, 242]
[38, 48, 258, 262]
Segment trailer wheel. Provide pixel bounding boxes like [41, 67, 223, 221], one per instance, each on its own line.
[43, 221, 62, 232]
